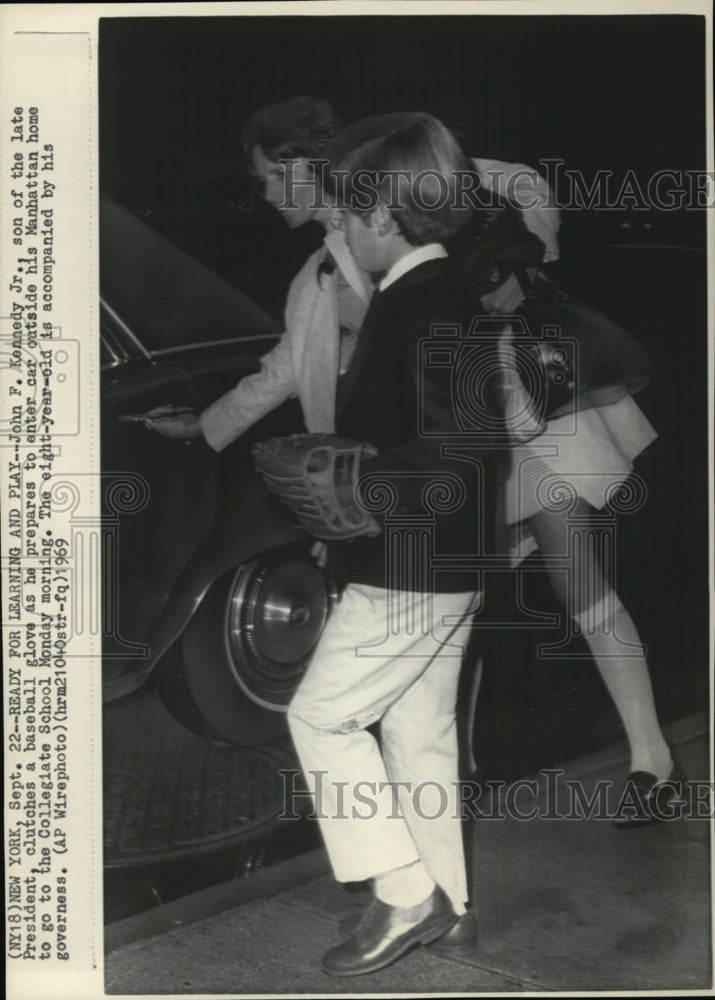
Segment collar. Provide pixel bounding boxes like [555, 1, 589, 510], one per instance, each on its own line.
[323, 227, 373, 303]
[379, 243, 447, 292]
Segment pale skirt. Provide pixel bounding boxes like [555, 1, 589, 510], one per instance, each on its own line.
[503, 395, 658, 563]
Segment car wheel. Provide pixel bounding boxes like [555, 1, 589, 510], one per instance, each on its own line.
[158, 544, 338, 745]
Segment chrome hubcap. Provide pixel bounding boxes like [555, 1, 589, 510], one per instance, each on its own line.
[225, 550, 336, 707]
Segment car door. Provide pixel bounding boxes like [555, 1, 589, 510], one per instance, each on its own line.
[101, 318, 217, 667]
[99, 195, 283, 669]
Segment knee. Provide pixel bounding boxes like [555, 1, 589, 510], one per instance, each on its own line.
[288, 691, 378, 739]
[287, 687, 340, 737]
[287, 688, 314, 737]
[572, 589, 625, 631]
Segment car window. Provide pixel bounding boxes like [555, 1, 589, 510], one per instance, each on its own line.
[100, 197, 281, 356]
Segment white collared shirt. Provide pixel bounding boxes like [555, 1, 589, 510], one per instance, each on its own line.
[378, 243, 447, 292]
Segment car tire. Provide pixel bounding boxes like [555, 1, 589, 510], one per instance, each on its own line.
[157, 544, 338, 745]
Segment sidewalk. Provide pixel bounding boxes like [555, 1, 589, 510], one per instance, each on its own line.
[105, 715, 712, 995]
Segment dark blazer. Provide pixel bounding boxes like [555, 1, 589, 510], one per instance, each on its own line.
[329, 256, 503, 592]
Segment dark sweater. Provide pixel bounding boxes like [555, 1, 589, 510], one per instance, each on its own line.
[329, 256, 503, 592]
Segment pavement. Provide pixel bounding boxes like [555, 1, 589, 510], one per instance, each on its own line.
[104, 714, 712, 996]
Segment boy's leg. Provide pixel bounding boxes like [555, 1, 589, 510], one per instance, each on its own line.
[379, 592, 479, 914]
[287, 583, 476, 896]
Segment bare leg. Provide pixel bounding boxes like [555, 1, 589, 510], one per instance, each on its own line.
[527, 499, 672, 780]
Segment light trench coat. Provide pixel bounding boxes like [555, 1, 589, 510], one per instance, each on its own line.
[200, 227, 371, 451]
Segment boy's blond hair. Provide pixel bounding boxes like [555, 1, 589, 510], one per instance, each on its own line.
[329, 112, 475, 245]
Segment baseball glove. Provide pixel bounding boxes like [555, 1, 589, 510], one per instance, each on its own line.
[252, 433, 381, 541]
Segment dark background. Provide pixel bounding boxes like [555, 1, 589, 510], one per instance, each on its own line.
[99, 16, 706, 179]
[99, 15, 707, 307]
[99, 12, 709, 774]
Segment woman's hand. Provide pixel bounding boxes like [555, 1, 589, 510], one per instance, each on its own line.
[140, 405, 203, 439]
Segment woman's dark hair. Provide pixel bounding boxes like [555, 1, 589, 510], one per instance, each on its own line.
[242, 96, 342, 161]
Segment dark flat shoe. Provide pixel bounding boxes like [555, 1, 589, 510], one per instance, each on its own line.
[428, 911, 479, 956]
[612, 757, 687, 829]
[322, 886, 457, 976]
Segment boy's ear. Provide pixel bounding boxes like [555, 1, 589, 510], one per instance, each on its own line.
[371, 201, 394, 237]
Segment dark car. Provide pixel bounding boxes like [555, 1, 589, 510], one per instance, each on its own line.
[100, 197, 337, 745]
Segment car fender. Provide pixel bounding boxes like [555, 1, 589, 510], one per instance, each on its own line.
[102, 470, 308, 701]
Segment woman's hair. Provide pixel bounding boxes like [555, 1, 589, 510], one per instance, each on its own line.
[326, 112, 475, 245]
[242, 96, 342, 162]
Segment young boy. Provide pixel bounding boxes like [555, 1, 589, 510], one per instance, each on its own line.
[286, 113, 503, 976]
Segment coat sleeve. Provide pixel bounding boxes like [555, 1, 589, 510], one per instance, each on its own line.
[200, 331, 299, 452]
[200, 251, 324, 452]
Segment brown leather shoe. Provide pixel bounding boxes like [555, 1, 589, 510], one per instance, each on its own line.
[340, 908, 479, 956]
[322, 886, 457, 976]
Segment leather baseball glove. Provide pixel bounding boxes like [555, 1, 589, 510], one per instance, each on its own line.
[252, 433, 381, 541]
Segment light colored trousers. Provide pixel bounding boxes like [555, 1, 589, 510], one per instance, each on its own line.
[287, 583, 479, 914]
